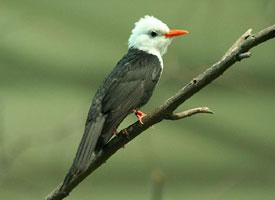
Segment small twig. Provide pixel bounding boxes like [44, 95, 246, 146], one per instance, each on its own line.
[237, 52, 251, 61]
[164, 107, 213, 120]
[45, 24, 275, 200]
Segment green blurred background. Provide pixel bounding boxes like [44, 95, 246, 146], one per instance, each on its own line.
[1, 0, 275, 199]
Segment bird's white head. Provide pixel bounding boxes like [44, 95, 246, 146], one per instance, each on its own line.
[128, 16, 189, 58]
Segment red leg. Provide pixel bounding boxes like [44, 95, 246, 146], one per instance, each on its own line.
[133, 109, 147, 124]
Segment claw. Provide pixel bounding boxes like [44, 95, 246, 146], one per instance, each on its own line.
[122, 129, 129, 136]
[113, 130, 118, 135]
[133, 109, 147, 124]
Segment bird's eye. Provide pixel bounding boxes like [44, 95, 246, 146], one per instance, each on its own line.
[150, 31, 158, 37]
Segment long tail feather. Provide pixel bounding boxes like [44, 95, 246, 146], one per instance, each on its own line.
[62, 113, 106, 187]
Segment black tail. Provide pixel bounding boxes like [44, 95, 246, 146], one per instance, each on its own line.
[62, 114, 106, 187]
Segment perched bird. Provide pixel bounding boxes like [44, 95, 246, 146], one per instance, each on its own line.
[63, 15, 188, 185]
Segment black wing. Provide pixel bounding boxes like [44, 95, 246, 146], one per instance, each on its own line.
[99, 48, 162, 144]
[102, 48, 162, 113]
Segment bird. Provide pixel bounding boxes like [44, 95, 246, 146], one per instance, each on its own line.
[63, 15, 189, 185]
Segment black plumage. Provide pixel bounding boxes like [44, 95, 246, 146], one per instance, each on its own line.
[63, 48, 162, 184]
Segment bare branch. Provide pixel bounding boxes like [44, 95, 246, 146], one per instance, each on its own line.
[45, 24, 275, 200]
[164, 107, 213, 120]
[222, 28, 252, 60]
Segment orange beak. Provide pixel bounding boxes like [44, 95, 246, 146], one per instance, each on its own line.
[164, 29, 189, 38]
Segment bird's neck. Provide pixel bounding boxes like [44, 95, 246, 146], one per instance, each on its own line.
[131, 47, 163, 68]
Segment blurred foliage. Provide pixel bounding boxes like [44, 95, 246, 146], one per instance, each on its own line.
[0, 0, 275, 199]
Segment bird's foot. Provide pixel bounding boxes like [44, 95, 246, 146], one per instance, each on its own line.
[112, 130, 119, 135]
[122, 129, 129, 136]
[133, 109, 147, 124]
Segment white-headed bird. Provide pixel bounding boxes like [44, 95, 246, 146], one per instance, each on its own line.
[63, 15, 189, 185]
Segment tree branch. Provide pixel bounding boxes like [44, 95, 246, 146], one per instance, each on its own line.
[164, 107, 213, 120]
[45, 24, 275, 200]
